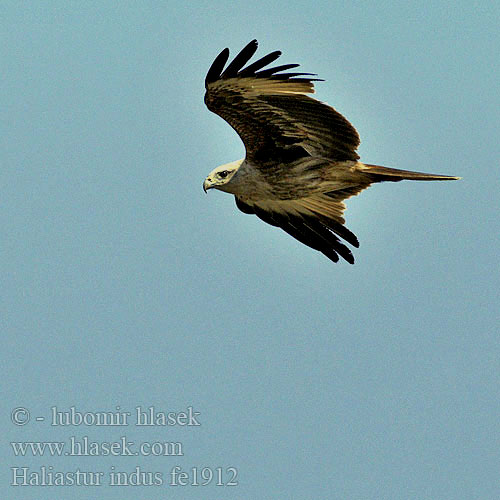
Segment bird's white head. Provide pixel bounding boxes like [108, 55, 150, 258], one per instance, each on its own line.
[203, 159, 243, 193]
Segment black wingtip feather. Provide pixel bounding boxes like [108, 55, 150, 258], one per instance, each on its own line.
[221, 39, 259, 79]
[205, 40, 319, 87]
[254, 63, 300, 77]
[205, 48, 230, 86]
[239, 51, 282, 76]
[235, 198, 358, 264]
[317, 217, 359, 248]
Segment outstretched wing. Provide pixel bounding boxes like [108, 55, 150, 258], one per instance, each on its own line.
[235, 185, 370, 264]
[205, 40, 360, 164]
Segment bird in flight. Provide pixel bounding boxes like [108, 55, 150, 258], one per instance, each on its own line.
[203, 40, 459, 264]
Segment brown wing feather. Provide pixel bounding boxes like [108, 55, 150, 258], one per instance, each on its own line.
[205, 40, 360, 164]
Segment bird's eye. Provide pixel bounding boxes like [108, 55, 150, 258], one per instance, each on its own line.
[218, 170, 229, 179]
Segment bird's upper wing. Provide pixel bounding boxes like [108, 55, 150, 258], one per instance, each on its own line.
[235, 185, 369, 264]
[205, 40, 360, 164]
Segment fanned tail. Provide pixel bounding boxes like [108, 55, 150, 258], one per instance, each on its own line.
[359, 163, 461, 182]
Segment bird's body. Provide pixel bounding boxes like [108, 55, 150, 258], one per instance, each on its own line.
[203, 40, 459, 264]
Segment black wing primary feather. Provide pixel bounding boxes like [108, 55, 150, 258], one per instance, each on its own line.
[205, 48, 230, 86]
[220, 40, 259, 79]
[238, 51, 283, 76]
[205, 39, 319, 87]
[235, 198, 357, 264]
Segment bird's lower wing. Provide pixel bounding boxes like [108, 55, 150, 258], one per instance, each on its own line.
[235, 190, 367, 264]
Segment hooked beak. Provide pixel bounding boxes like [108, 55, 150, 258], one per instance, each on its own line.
[203, 178, 212, 193]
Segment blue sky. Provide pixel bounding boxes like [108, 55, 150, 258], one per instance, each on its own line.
[2, 1, 499, 499]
